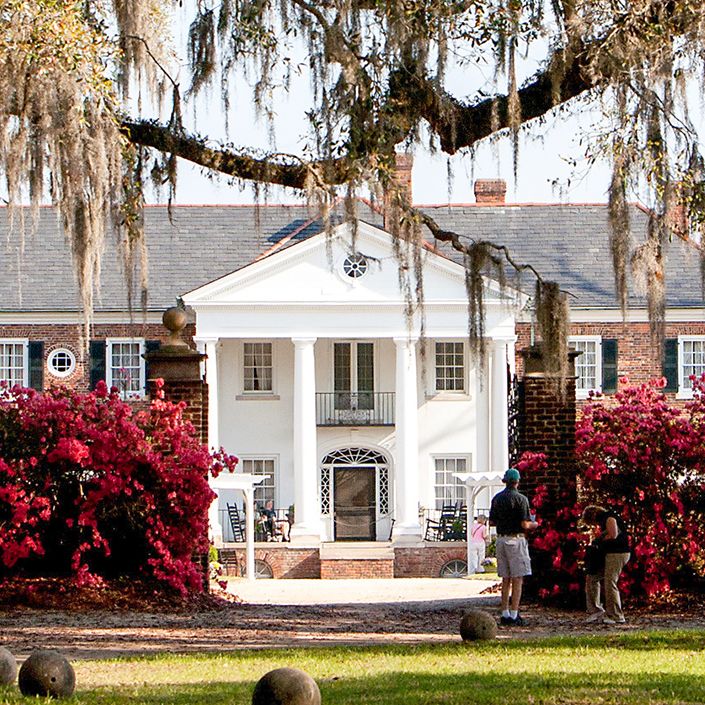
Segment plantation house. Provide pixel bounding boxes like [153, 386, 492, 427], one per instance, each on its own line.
[2, 177, 704, 577]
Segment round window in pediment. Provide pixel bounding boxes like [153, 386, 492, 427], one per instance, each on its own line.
[342, 253, 368, 279]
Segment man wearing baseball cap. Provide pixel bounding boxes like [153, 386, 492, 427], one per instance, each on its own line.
[489, 467, 538, 626]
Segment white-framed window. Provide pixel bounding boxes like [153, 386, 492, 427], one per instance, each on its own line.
[569, 336, 602, 398]
[678, 336, 705, 397]
[240, 457, 277, 507]
[433, 456, 468, 510]
[47, 348, 76, 379]
[333, 341, 374, 410]
[0, 339, 28, 387]
[243, 342, 273, 393]
[106, 338, 145, 399]
[434, 341, 465, 393]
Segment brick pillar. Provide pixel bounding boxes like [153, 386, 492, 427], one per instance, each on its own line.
[144, 308, 208, 444]
[518, 345, 580, 515]
[517, 344, 581, 602]
[144, 307, 210, 589]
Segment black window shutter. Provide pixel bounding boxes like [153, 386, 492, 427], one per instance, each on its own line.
[28, 341, 44, 390]
[601, 339, 618, 394]
[663, 338, 679, 392]
[144, 339, 161, 394]
[89, 339, 106, 390]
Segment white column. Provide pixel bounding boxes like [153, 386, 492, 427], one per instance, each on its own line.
[208, 489, 223, 546]
[392, 336, 422, 540]
[201, 338, 222, 543]
[490, 338, 510, 474]
[203, 338, 220, 452]
[243, 487, 256, 580]
[475, 346, 490, 474]
[290, 337, 320, 541]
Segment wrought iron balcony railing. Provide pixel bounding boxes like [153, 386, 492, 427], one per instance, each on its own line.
[315, 392, 395, 426]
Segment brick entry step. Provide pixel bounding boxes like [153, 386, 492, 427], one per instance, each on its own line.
[319, 542, 395, 579]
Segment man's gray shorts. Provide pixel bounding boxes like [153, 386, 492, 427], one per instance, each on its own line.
[496, 536, 532, 578]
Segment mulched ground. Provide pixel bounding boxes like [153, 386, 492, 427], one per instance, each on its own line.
[1, 580, 704, 660]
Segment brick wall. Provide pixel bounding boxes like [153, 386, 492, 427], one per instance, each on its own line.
[394, 545, 468, 578]
[218, 547, 321, 578]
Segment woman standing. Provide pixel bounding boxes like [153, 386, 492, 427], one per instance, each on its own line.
[581, 505, 631, 624]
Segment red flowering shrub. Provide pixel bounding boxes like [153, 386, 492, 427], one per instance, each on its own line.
[576, 378, 705, 598]
[0, 381, 238, 595]
[517, 452, 585, 605]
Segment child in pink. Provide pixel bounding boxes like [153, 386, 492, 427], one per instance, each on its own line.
[469, 515, 489, 573]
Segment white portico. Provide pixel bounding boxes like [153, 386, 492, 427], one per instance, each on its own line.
[183, 221, 522, 546]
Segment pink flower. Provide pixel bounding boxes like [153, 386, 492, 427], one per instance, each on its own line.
[48, 438, 90, 466]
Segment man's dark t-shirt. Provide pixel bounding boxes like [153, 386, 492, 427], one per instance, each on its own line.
[490, 487, 530, 535]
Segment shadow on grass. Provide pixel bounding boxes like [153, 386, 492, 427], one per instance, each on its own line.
[78, 669, 705, 705]
[11, 631, 695, 705]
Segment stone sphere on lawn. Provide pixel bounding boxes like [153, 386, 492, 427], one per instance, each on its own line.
[0, 646, 17, 685]
[460, 609, 498, 641]
[18, 650, 76, 698]
[252, 667, 321, 705]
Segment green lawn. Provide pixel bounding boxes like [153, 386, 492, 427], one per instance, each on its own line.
[3, 630, 704, 705]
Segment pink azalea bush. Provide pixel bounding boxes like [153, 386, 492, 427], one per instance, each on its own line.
[517, 452, 585, 604]
[521, 377, 705, 603]
[0, 381, 238, 595]
[577, 377, 705, 597]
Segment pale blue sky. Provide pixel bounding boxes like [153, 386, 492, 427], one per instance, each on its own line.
[161, 3, 616, 208]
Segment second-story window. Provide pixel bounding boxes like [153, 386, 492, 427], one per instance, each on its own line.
[334, 342, 374, 410]
[243, 342, 273, 393]
[435, 341, 465, 393]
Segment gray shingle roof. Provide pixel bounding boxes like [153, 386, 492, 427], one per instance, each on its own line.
[0, 204, 382, 313]
[0, 200, 701, 313]
[423, 203, 704, 308]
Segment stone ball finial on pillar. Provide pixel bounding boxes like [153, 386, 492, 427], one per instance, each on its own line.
[162, 306, 189, 348]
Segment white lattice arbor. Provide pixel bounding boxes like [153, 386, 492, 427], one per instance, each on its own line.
[210, 472, 268, 580]
[453, 471, 506, 573]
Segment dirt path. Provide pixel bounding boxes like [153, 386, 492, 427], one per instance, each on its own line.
[2, 593, 702, 661]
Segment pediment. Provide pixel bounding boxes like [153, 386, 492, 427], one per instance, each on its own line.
[182, 221, 522, 308]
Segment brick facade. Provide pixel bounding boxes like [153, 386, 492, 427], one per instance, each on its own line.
[0, 321, 196, 394]
[516, 320, 705, 407]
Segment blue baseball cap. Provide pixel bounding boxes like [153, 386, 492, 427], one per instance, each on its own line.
[503, 468, 521, 483]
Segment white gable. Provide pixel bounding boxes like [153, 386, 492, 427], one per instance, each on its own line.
[183, 221, 523, 339]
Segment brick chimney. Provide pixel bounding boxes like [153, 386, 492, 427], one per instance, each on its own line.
[474, 179, 506, 204]
[383, 152, 413, 230]
[665, 182, 690, 239]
